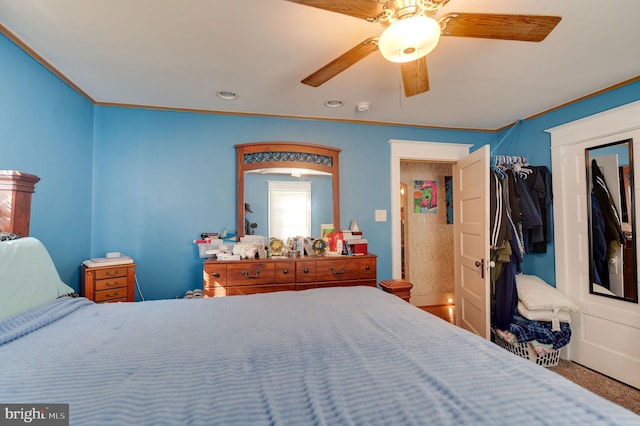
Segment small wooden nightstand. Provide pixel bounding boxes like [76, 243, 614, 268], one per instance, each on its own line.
[81, 263, 136, 303]
[379, 279, 413, 303]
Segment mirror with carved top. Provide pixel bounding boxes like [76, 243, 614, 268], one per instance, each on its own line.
[236, 142, 340, 239]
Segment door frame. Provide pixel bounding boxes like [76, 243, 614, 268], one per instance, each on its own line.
[547, 100, 640, 388]
[389, 140, 473, 279]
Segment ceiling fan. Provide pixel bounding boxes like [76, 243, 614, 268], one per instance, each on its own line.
[286, 0, 561, 96]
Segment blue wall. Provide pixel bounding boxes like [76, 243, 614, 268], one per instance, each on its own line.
[3, 31, 640, 298]
[0, 34, 93, 286]
[489, 81, 640, 286]
[92, 108, 491, 299]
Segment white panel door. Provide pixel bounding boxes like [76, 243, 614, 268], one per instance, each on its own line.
[454, 145, 490, 339]
[548, 100, 640, 389]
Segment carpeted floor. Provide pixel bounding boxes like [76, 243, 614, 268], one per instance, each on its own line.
[418, 306, 639, 415]
[549, 359, 640, 415]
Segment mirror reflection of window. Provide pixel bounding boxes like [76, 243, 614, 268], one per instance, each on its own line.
[268, 180, 311, 240]
[244, 170, 332, 240]
[586, 139, 638, 303]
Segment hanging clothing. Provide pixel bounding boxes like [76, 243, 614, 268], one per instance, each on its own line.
[490, 169, 510, 248]
[492, 222, 523, 330]
[490, 168, 525, 253]
[490, 158, 552, 331]
[591, 159, 625, 257]
[515, 174, 544, 252]
[529, 166, 553, 253]
[591, 194, 609, 288]
[505, 170, 522, 231]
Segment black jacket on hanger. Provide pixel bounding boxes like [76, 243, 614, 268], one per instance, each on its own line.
[591, 159, 625, 256]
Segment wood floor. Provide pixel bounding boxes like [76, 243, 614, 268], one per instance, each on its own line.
[419, 305, 456, 325]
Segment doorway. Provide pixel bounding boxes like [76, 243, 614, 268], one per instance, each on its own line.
[400, 160, 455, 306]
[390, 140, 474, 304]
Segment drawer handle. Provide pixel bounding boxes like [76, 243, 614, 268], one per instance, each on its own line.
[105, 292, 118, 298]
[365, 265, 371, 270]
[104, 281, 119, 288]
[303, 268, 309, 273]
[212, 272, 220, 277]
[105, 270, 120, 277]
[282, 269, 289, 274]
[330, 266, 346, 275]
[241, 270, 261, 279]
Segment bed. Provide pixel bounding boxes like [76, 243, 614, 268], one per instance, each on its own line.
[1, 237, 638, 425]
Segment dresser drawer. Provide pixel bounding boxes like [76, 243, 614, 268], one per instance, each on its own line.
[296, 260, 316, 283]
[95, 277, 128, 291]
[204, 263, 227, 289]
[94, 267, 128, 280]
[315, 259, 360, 282]
[227, 262, 275, 286]
[274, 261, 295, 283]
[356, 257, 376, 279]
[225, 284, 296, 296]
[95, 287, 128, 302]
[204, 286, 227, 297]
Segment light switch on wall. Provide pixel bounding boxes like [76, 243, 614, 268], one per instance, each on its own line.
[375, 209, 387, 222]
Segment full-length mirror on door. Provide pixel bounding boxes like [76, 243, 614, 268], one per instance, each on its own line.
[586, 139, 638, 302]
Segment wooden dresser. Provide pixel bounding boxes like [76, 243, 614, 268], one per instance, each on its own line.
[81, 264, 136, 302]
[203, 254, 377, 297]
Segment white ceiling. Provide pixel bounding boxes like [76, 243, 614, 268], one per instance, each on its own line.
[1, 0, 639, 130]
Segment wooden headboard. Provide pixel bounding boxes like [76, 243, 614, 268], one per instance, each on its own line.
[0, 170, 40, 236]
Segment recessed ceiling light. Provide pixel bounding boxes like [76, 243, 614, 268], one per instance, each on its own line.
[356, 102, 371, 112]
[325, 99, 344, 108]
[216, 91, 238, 100]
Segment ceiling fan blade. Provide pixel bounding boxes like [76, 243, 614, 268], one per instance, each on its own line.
[285, 0, 384, 20]
[301, 38, 379, 87]
[401, 57, 429, 97]
[439, 13, 561, 42]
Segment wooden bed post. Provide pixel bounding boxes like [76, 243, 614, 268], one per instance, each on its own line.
[0, 170, 40, 236]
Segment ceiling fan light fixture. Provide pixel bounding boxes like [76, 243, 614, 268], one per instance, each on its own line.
[378, 15, 441, 63]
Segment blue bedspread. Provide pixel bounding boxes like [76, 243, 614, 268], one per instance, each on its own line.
[0, 287, 637, 425]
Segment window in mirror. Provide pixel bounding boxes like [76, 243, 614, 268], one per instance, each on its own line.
[268, 180, 311, 240]
[586, 139, 638, 302]
[236, 142, 341, 239]
[244, 170, 332, 239]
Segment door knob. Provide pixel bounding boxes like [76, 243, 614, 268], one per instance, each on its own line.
[475, 259, 485, 279]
